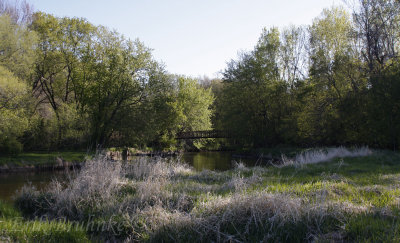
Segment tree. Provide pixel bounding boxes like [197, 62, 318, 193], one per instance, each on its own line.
[367, 59, 400, 149]
[166, 76, 214, 150]
[29, 12, 94, 147]
[73, 26, 162, 148]
[279, 25, 309, 89]
[27, 12, 214, 151]
[345, 0, 400, 148]
[107, 65, 176, 149]
[350, 0, 400, 74]
[0, 66, 29, 153]
[297, 6, 356, 144]
[0, 14, 36, 80]
[220, 28, 293, 147]
[0, 0, 33, 24]
[0, 11, 36, 153]
[173, 76, 213, 132]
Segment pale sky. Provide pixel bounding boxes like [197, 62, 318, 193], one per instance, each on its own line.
[31, 0, 341, 78]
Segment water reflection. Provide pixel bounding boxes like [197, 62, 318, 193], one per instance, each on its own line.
[0, 171, 67, 202]
[182, 152, 230, 171]
[182, 151, 256, 171]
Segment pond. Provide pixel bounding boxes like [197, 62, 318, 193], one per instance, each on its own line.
[0, 152, 260, 202]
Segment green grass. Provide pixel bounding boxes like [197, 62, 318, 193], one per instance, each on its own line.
[237, 151, 400, 207]
[345, 213, 400, 242]
[13, 149, 400, 242]
[0, 201, 90, 242]
[0, 151, 90, 166]
[0, 200, 21, 218]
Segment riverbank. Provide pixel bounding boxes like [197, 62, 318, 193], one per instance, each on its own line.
[106, 148, 180, 161]
[0, 149, 225, 173]
[0, 147, 370, 173]
[10, 148, 400, 242]
[0, 149, 181, 173]
[232, 147, 307, 158]
[0, 152, 88, 173]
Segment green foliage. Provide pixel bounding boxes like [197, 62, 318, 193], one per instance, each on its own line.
[173, 76, 214, 132]
[29, 12, 94, 148]
[220, 27, 292, 147]
[171, 76, 214, 149]
[76, 27, 163, 147]
[0, 66, 29, 154]
[214, 3, 400, 150]
[365, 60, 400, 149]
[27, 13, 214, 150]
[297, 7, 355, 144]
[0, 14, 37, 80]
[0, 137, 23, 154]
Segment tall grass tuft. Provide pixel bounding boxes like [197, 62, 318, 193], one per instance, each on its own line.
[15, 156, 124, 219]
[280, 146, 372, 167]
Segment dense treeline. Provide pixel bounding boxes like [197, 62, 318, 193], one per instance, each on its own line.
[0, 0, 213, 153]
[1, 0, 400, 154]
[214, 0, 400, 150]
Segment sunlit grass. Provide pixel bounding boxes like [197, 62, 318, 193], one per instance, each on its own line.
[0, 201, 89, 242]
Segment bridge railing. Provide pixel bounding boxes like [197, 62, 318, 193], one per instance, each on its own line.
[176, 130, 229, 139]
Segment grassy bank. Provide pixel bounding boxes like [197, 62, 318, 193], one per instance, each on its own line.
[0, 200, 89, 242]
[13, 148, 400, 242]
[0, 151, 89, 167]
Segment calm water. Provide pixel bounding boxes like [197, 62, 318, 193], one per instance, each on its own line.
[0, 152, 258, 202]
[0, 171, 68, 202]
[182, 151, 257, 171]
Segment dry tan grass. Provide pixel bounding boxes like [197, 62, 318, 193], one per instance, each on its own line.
[280, 146, 372, 167]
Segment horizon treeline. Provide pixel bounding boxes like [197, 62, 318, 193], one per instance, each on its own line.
[1, 0, 400, 154]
